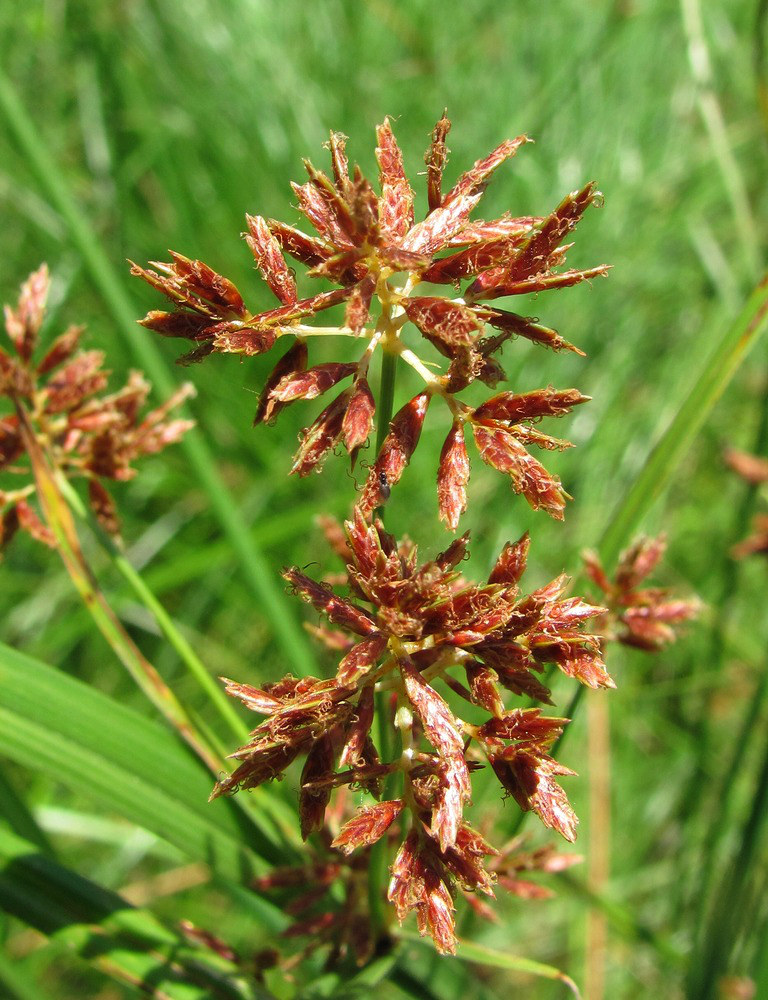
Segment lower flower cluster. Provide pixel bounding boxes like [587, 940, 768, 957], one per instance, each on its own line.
[212, 509, 613, 952]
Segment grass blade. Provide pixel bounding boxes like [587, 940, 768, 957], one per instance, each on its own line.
[393, 929, 580, 996]
[0, 764, 54, 857]
[599, 274, 768, 564]
[0, 828, 271, 1000]
[0, 639, 292, 874]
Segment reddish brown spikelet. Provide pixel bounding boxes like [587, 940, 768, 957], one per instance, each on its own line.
[422, 233, 535, 284]
[490, 747, 578, 842]
[267, 218, 334, 268]
[167, 253, 246, 314]
[482, 309, 583, 355]
[615, 536, 666, 590]
[465, 662, 505, 718]
[179, 921, 239, 963]
[446, 215, 541, 248]
[584, 537, 701, 650]
[245, 214, 298, 306]
[87, 479, 120, 537]
[295, 161, 356, 246]
[388, 833, 457, 954]
[419, 868, 456, 955]
[4, 263, 49, 363]
[338, 683, 375, 767]
[474, 388, 589, 424]
[345, 275, 376, 334]
[479, 707, 567, 746]
[342, 377, 376, 458]
[488, 532, 530, 586]
[468, 264, 610, 302]
[472, 423, 569, 519]
[327, 131, 350, 189]
[403, 297, 483, 348]
[300, 734, 336, 839]
[504, 183, 601, 283]
[400, 658, 464, 759]
[0, 416, 23, 469]
[359, 392, 430, 515]
[290, 389, 351, 477]
[404, 136, 529, 255]
[432, 753, 472, 852]
[45, 351, 109, 414]
[425, 112, 451, 212]
[212, 323, 277, 357]
[254, 340, 308, 425]
[37, 325, 83, 375]
[331, 799, 404, 854]
[16, 498, 56, 547]
[337, 634, 387, 687]
[283, 567, 379, 636]
[725, 447, 768, 485]
[273, 362, 357, 403]
[138, 310, 213, 341]
[220, 678, 283, 714]
[376, 119, 415, 241]
[437, 422, 470, 530]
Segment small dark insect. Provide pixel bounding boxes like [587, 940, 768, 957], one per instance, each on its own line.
[378, 470, 391, 502]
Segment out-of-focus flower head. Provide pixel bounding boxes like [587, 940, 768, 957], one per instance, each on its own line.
[132, 115, 608, 527]
[725, 447, 768, 558]
[211, 510, 611, 952]
[583, 536, 701, 651]
[0, 265, 194, 544]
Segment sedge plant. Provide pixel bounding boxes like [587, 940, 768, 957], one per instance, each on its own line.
[130, 114, 698, 965]
[0, 113, 701, 991]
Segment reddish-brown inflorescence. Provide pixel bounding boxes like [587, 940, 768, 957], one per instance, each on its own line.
[133, 114, 608, 528]
[582, 536, 701, 650]
[211, 510, 612, 952]
[124, 114, 703, 961]
[724, 447, 768, 558]
[123, 113, 700, 963]
[0, 265, 194, 545]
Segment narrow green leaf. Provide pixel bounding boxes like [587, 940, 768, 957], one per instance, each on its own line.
[393, 929, 580, 996]
[600, 274, 768, 564]
[0, 828, 271, 1000]
[0, 640, 293, 877]
[556, 872, 684, 966]
[0, 765, 55, 857]
[296, 952, 399, 1000]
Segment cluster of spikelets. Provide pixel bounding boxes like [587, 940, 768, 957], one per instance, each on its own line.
[128, 114, 698, 958]
[132, 114, 608, 527]
[212, 513, 611, 956]
[0, 265, 193, 545]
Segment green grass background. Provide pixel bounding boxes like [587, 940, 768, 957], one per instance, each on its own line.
[1, 1, 768, 997]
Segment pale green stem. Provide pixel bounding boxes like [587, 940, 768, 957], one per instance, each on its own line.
[59, 474, 246, 743]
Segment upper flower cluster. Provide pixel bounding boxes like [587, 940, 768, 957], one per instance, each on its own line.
[133, 115, 608, 528]
[0, 265, 194, 544]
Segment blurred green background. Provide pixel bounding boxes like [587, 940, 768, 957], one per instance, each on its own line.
[1, 1, 768, 997]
